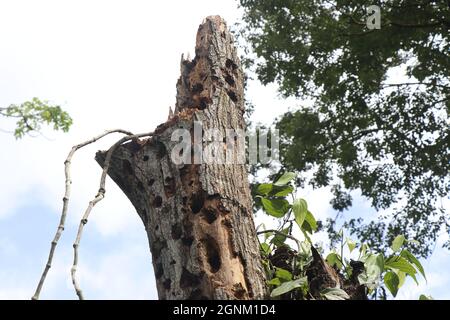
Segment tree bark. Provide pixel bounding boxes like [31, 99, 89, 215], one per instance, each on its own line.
[96, 16, 267, 300]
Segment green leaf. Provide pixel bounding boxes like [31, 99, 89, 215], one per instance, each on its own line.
[358, 253, 384, 289]
[321, 287, 350, 300]
[326, 252, 343, 269]
[346, 238, 356, 253]
[274, 172, 296, 186]
[267, 278, 281, 286]
[271, 227, 290, 247]
[419, 294, 433, 300]
[275, 268, 292, 281]
[302, 210, 317, 232]
[376, 253, 385, 271]
[272, 185, 294, 197]
[395, 270, 406, 288]
[360, 243, 368, 257]
[260, 243, 271, 255]
[41, 110, 51, 121]
[270, 277, 307, 297]
[261, 198, 290, 218]
[293, 198, 308, 230]
[386, 256, 418, 283]
[391, 235, 406, 252]
[401, 249, 426, 281]
[256, 183, 273, 195]
[384, 271, 400, 297]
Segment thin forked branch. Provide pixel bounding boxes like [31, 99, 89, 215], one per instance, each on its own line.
[71, 131, 153, 300]
[32, 129, 133, 300]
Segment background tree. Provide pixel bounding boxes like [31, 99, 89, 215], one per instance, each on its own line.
[238, 0, 450, 257]
[0, 97, 72, 138]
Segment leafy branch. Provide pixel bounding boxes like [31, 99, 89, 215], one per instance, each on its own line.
[254, 172, 430, 300]
[0, 97, 73, 138]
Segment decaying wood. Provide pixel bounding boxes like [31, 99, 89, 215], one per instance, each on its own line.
[96, 16, 267, 299]
[306, 246, 367, 300]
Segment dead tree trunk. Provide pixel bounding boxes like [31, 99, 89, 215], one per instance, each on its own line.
[96, 16, 267, 300]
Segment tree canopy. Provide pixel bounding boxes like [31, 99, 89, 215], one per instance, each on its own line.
[0, 97, 72, 139]
[239, 0, 450, 257]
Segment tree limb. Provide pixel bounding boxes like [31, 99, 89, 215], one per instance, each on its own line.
[70, 131, 153, 300]
[31, 129, 133, 300]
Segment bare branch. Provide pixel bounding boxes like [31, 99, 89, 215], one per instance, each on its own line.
[381, 82, 450, 89]
[31, 129, 133, 300]
[70, 131, 153, 300]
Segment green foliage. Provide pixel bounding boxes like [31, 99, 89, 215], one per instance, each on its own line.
[391, 235, 406, 252]
[270, 277, 308, 298]
[351, 230, 425, 298]
[239, 0, 450, 257]
[255, 172, 429, 300]
[320, 287, 350, 300]
[384, 272, 400, 297]
[0, 97, 73, 138]
[255, 172, 318, 237]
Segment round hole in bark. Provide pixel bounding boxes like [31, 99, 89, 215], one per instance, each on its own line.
[202, 236, 221, 273]
[190, 192, 205, 214]
[154, 196, 163, 208]
[181, 236, 194, 246]
[156, 142, 167, 159]
[179, 268, 201, 289]
[192, 83, 204, 94]
[155, 263, 164, 279]
[188, 289, 208, 300]
[171, 224, 182, 240]
[199, 97, 209, 110]
[227, 90, 238, 103]
[163, 279, 171, 290]
[225, 58, 237, 70]
[202, 208, 217, 224]
[122, 160, 133, 175]
[148, 178, 155, 186]
[164, 177, 176, 197]
[143, 155, 149, 161]
[225, 74, 235, 86]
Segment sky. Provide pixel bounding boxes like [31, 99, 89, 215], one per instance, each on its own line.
[0, 0, 448, 300]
